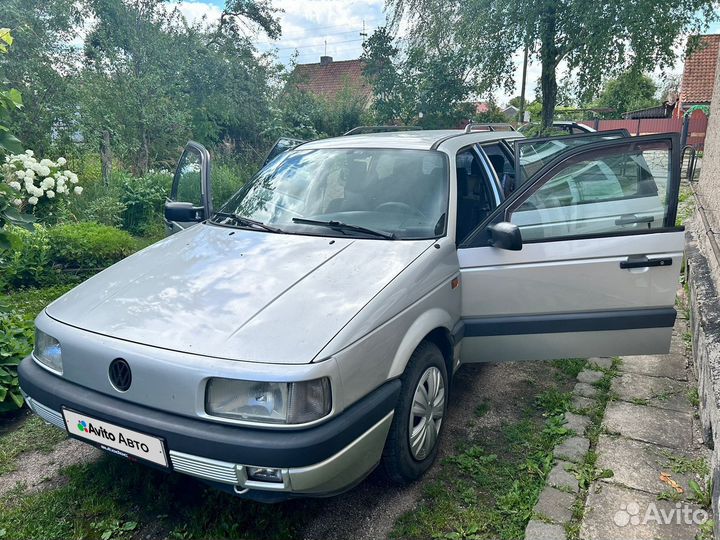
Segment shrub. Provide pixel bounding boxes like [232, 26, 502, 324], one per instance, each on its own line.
[118, 171, 172, 235]
[0, 222, 137, 291]
[46, 222, 136, 270]
[0, 311, 32, 411]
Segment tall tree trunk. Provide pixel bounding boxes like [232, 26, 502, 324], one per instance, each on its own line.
[134, 125, 149, 176]
[539, 1, 559, 131]
[100, 129, 112, 187]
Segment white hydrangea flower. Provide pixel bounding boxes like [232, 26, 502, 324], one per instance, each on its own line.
[37, 165, 51, 177]
[56, 157, 66, 166]
[73, 186, 83, 195]
[46, 190, 55, 198]
[28, 196, 38, 205]
[56, 184, 67, 194]
[39, 159, 54, 167]
[68, 173, 79, 184]
[25, 149, 34, 157]
[12, 198, 22, 206]
[40, 177, 55, 190]
[15, 169, 25, 179]
[25, 168, 35, 178]
[8, 181, 21, 191]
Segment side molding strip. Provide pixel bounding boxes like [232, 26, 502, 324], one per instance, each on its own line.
[462, 308, 677, 337]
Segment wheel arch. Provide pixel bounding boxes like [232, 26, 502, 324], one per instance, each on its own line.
[387, 308, 455, 381]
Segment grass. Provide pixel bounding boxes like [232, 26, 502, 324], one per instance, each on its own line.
[564, 358, 620, 539]
[0, 416, 68, 475]
[0, 455, 315, 539]
[391, 361, 579, 540]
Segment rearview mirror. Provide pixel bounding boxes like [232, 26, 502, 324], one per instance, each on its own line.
[164, 201, 204, 223]
[488, 222, 522, 251]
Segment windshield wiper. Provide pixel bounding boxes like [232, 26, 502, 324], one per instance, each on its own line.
[212, 212, 283, 233]
[292, 218, 395, 239]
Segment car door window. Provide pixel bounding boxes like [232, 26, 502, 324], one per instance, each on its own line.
[509, 138, 673, 242]
[515, 130, 629, 185]
[482, 143, 515, 196]
[173, 148, 203, 206]
[456, 148, 495, 243]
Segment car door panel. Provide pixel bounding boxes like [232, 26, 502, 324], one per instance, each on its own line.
[458, 133, 683, 363]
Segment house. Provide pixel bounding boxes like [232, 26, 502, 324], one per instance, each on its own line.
[677, 34, 720, 116]
[289, 56, 372, 105]
[502, 105, 519, 120]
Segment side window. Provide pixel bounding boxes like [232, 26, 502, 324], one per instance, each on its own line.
[173, 148, 203, 206]
[456, 148, 495, 243]
[482, 143, 515, 196]
[509, 139, 673, 242]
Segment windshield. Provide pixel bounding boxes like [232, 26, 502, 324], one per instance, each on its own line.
[213, 148, 449, 240]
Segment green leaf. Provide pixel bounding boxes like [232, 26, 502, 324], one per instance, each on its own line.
[101, 530, 113, 540]
[0, 131, 23, 154]
[9, 389, 23, 408]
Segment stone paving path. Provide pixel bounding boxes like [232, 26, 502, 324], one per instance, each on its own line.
[524, 314, 712, 540]
[580, 318, 712, 540]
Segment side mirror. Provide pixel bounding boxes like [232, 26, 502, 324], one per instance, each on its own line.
[488, 222, 522, 251]
[164, 201, 204, 223]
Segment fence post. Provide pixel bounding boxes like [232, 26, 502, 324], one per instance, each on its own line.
[637, 119, 641, 136]
[594, 119, 600, 131]
[681, 114, 690, 147]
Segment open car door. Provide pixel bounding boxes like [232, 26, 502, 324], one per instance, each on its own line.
[164, 141, 212, 236]
[263, 137, 306, 167]
[513, 129, 630, 189]
[458, 133, 684, 363]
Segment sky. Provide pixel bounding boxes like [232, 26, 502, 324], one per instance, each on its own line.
[183, 0, 720, 105]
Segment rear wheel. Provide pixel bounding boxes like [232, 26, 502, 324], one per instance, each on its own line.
[382, 341, 448, 483]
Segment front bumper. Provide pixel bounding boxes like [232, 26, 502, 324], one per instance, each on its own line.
[19, 357, 398, 498]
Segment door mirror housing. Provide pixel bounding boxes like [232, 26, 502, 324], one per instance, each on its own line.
[164, 201, 204, 223]
[488, 222, 523, 251]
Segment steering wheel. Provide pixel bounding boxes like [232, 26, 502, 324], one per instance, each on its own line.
[375, 202, 427, 219]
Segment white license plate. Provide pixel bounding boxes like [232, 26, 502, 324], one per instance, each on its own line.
[62, 408, 169, 468]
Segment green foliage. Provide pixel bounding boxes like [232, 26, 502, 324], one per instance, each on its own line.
[1, 223, 136, 290]
[45, 222, 136, 270]
[386, 0, 720, 127]
[0, 311, 31, 410]
[591, 70, 659, 116]
[0, 415, 68, 473]
[116, 172, 172, 236]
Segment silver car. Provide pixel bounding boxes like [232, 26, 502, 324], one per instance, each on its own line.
[19, 128, 685, 501]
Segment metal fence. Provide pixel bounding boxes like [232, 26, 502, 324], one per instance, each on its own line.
[579, 113, 709, 149]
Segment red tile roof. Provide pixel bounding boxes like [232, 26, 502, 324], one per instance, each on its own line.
[290, 58, 372, 101]
[681, 34, 720, 104]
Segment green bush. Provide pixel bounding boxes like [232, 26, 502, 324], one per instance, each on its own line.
[46, 222, 137, 270]
[0, 223, 137, 291]
[0, 312, 32, 411]
[118, 171, 172, 235]
[0, 226, 56, 290]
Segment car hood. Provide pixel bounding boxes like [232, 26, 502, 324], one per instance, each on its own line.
[46, 224, 433, 364]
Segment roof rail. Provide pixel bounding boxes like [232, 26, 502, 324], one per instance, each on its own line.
[464, 123, 516, 133]
[343, 125, 422, 136]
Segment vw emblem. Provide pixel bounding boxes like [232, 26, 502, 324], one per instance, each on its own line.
[109, 358, 132, 392]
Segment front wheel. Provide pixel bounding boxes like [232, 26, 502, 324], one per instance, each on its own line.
[382, 341, 448, 483]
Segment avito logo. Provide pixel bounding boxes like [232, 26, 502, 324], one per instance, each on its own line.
[77, 420, 89, 433]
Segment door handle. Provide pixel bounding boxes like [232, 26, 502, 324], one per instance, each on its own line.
[615, 214, 655, 226]
[620, 257, 672, 269]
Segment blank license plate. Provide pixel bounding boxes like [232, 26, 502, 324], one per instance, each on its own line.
[62, 408, 168, 468]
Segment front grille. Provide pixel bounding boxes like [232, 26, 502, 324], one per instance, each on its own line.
[26, 396, 66, 430]
[169, 451, 240, 485]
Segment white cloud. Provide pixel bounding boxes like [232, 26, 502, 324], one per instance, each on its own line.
[172, 1, 223, 26]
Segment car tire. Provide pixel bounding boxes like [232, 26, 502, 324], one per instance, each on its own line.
[382, 340, 448, 484]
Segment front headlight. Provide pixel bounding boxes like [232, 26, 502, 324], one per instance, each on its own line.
[205, 377, 331, 424]
[33, 328, 63, 374]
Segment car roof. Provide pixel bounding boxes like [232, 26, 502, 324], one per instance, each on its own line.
[299, 129, 524, 151]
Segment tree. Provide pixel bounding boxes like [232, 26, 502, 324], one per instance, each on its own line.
[362, 26, 476, 128]
[592, 70, 659, 115]
[80, 0, 280, 176]
[387, 0, 720, 130]
[0, 0, 82, 156]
